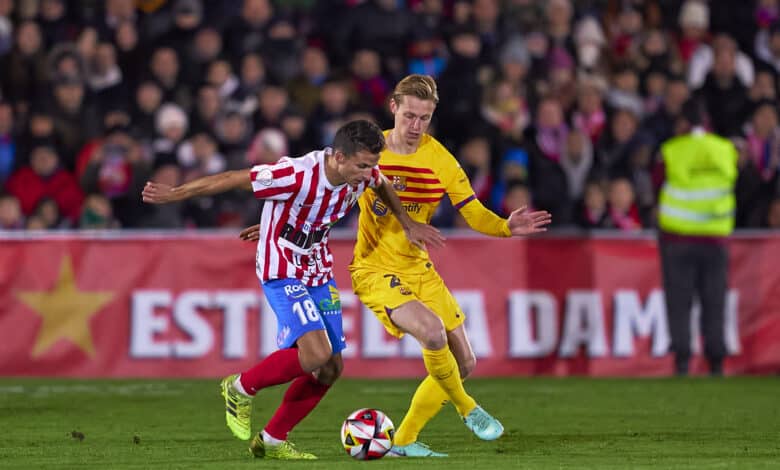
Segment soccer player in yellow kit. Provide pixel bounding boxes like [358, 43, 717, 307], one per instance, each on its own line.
[349, 75, 552, 457]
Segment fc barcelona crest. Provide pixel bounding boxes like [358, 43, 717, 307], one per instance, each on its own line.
[392, 175, 407, 191]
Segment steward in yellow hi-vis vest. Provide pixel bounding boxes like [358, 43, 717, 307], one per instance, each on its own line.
[657, 99, 737, 378]
[659, 132, 737, 236]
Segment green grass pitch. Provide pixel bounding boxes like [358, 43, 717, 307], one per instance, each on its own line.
[1, 377, 778, 469]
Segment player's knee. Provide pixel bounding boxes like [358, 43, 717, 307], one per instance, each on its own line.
[317, 360, 343, 385]
[420, 318, 447, 350]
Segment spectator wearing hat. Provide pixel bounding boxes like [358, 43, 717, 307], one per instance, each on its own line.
[574, 16, 606, 72]
[498, 35, 531, 88]
[676, 0, 710, 64]
[153, 103, 188, 168]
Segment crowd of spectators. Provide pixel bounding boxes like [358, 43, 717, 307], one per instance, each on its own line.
[0, 0, 779, 231]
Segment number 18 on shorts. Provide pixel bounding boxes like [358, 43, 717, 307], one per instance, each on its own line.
[261, 278, 347, 354]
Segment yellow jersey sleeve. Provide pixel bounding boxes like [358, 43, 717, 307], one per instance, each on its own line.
[435, 144, 511, 238]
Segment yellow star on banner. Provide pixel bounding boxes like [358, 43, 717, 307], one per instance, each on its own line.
[16, 255, 114, 358]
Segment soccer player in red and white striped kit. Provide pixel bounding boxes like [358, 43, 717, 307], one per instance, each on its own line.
[142, 120, 444, 459]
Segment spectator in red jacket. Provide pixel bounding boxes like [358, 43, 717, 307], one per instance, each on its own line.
[4, 144, 84, 224]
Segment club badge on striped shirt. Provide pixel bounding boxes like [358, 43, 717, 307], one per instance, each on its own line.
[256, 168, 273, 186]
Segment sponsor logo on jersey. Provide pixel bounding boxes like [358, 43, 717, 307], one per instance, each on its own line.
[283, 283, 307, 298]
[318, 284, 342, 312]
[372, 198, 388, 216]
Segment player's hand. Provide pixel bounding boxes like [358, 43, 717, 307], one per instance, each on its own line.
[239, 224, 261, 242]
[403, 221, 446, 250]
[142, 182, 178, 204]
[507, 206, 552, 236]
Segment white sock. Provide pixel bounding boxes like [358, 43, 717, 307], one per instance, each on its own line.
[233, 375, 252, 397]
[262, 429, 285, 446]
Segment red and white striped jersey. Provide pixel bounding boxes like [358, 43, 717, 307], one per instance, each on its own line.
[250, 148, 382, 286]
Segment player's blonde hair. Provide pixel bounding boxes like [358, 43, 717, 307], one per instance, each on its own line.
[392, 74, 439, 105]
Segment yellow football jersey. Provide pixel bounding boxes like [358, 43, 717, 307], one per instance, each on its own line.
[351, 132, 510, 275]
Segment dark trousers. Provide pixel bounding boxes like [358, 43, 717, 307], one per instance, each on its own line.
[659, 239, 729, 366]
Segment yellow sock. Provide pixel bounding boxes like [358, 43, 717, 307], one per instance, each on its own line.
[393, 375, 448, 446]
[421, 347, 476, 417]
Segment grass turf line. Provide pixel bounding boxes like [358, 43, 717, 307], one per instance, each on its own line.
[0, 377, 778, 469]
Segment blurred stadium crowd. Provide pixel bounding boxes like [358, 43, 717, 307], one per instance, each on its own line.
[0, 0, 779, 231]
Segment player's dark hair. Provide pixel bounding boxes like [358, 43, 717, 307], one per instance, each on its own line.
[333, 119, 385, 157]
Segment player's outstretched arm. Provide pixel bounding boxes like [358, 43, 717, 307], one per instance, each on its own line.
[142, 169, 253, 204]
[507, 206, 552, 236]
[373, 176, 445, 249]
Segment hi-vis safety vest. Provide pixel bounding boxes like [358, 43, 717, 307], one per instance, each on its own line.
[659, 132, 737, 236]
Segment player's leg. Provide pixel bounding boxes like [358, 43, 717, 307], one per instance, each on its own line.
[393, 325, 477, 449]
[250, 279, 347, 459]
[393, 270, 502, 447]
[387, 300, 478, 414]
[251, 355, 342, 460]
[221, 279, 332, 441]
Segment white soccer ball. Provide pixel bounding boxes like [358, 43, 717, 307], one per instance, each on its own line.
[340, 408, 395, 460]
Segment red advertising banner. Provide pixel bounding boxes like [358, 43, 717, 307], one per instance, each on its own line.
[1, 233, 779, 377]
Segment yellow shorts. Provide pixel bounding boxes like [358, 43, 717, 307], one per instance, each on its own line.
[349, 265, 465, 338]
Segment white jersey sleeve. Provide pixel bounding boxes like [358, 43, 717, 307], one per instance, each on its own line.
[250, 157, 300, 201]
